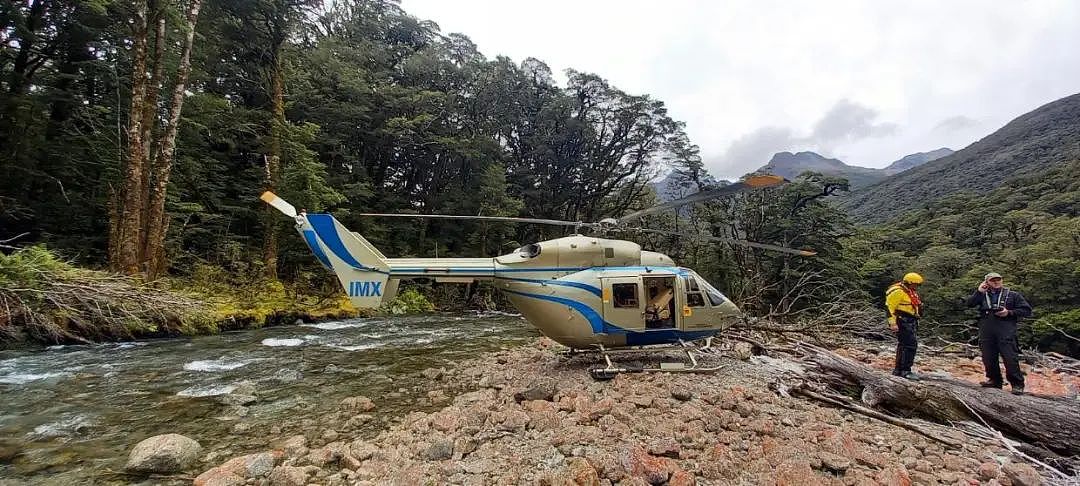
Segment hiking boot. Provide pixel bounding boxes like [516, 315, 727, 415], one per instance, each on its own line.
[979, 381, 1002, 388]
[1011, 386, 1025, 395]
[891, 370, 903, 377]
[902, 372, 921, 381]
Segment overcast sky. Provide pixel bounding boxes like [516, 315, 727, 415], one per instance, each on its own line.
[400, 0, 1080, 179]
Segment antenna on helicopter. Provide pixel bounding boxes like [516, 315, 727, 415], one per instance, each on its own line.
[354, 174, 816, 256]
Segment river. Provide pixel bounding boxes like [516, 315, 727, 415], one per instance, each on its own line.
[0, 313, 537, 485]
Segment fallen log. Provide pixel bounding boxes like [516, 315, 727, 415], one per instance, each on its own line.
[796, 342, 1080, 456]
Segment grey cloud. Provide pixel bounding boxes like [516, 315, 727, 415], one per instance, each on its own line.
[711, 126, 799, 177]
[933, 115, 980, 133]
[811, 99, 898, 142]
[711, 99, 897, 177]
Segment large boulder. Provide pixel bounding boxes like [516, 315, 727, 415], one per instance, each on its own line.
[124, 434, 202, 473]
[340, 396, 376, 412]
[1002, 462, 1042, 486]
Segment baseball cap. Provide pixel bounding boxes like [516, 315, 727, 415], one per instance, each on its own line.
[984, 272, 1003, 281]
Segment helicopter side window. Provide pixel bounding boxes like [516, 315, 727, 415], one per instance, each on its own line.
[683, 276, 706, 307]
[612, 283, 639, 308]
[687, 292, 706, 307]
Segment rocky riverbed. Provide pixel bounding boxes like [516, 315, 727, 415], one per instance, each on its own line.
[183, 338, 1057, 486]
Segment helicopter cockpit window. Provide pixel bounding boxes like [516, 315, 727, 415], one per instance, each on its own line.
[517, 243, 541, 259]
[612, 283, 639, 308]
[705, 288, 725, 306]
[698, 277, 728, 306]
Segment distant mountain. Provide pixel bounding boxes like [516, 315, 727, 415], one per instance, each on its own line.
[650, 171, 721, 202]
[882, 148, 954, 175]
[757, 148, 951, 189]
[760, 151, 886, 188]
[842, 93, 1080, 223]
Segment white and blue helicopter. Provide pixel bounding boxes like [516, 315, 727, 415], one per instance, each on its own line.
[261, 175, 814, 378]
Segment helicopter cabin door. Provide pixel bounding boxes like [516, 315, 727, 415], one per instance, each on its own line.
[601, 277, 645, 331]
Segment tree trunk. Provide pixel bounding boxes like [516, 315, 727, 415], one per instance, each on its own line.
[137, 8, 167, 266]
[800, 344, 1080, 455]
[7, 0, 48, 95]
[143, 0, 203, 280]
[262, 47, 285, 280]
[110, 0, 150, 275]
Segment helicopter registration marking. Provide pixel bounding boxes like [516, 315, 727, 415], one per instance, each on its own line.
[348, 281, 383, 297]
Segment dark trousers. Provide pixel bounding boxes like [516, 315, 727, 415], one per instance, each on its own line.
[893, 316, 918, 374]
[978, 317, 1025, 387]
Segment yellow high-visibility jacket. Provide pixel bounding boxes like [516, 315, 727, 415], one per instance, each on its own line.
[885, 282, 920, 326]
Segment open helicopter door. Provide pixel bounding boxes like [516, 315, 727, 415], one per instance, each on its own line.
[600, 277, 645, 331]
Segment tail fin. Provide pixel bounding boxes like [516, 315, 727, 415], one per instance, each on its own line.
[303, 213, 391, 309]
[261, 192, 392, 308]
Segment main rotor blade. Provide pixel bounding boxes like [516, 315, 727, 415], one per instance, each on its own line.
[635, 228, 817, 256]
[617, 174, 786, 224]
[260, 191, 297, 218]
[355, 213, 597, 228]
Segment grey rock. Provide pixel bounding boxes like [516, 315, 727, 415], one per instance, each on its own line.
[423, 439, 454, 461]
[124, 433, 202, 473]
[514, 384, 555, 403]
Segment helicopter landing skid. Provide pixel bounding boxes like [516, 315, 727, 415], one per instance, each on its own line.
[574, 339, 723, 380]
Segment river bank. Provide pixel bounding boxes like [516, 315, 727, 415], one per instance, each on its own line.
[0, 313, 537, 484]
[188, 338, 1060, 486]
[0, 246, 514, 348]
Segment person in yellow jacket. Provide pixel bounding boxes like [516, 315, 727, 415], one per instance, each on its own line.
[886, 273, 924, 380]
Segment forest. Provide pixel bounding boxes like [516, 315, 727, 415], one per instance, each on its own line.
[1, 0, 1077, 354]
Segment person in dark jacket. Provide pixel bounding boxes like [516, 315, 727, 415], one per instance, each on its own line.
[966, 272, 1033, 394]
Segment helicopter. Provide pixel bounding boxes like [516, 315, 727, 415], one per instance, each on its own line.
[260, 174, 815, 378]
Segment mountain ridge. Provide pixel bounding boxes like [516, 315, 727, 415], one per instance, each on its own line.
[757, 149, 953, 189]
[842, 93, 1080, 223]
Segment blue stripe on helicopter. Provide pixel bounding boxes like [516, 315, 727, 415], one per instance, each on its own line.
[389, 267, 588, 274]
[388, 266, 690, 275]
[306, 214, 389, 274]
[301, 230, 333, 269]
[495, 277, 601, 297]
[502, 289, 720, 344]
[624, 329, 718, 346]
[501, 289, 607, 334]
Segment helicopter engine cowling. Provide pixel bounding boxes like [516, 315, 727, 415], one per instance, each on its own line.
[497, 235, 646, 269]
[640, 250, 675, 267]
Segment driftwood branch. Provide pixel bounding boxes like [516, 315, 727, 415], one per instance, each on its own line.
[790, 385, 963, 448]
[953, 396, 1074, 482]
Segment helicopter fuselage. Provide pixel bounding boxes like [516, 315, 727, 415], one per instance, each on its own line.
[295, 211, 743, 349]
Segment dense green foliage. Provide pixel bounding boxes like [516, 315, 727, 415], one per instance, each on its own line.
[847, 161, 1080, 353]
[1, 0, 697, 277]
[1, 0, 1076, 353]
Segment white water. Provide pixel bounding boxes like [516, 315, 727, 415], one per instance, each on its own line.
[177, 384, 238, 397]
[0, 313, 536, 484]
[260, 338, 305, 347]
[183, 359, 252, 372]
[0, 371, 72, 385]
